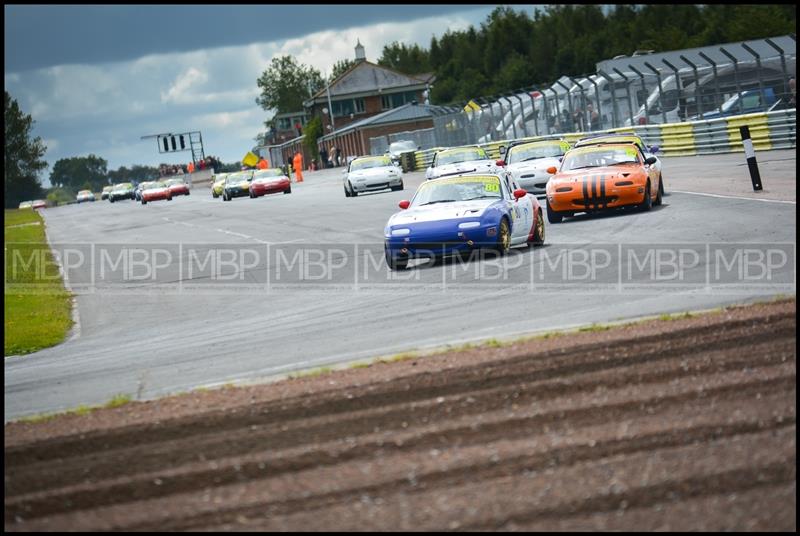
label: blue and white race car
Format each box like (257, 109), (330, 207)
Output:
(384, 172), (545, 270)
(425, 146), (499, 180)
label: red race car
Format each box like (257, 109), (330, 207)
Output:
(141, 181), (173, 204)
(165, 178), (190, 197)
(249, 168), (291, 198)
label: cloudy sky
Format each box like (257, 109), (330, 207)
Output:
(4, 4), (539, 182)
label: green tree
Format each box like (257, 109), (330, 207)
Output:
(418, 4), (796, 105)
(378, 42), (432, 74)
(4, 91), (47, 208)
(256, 55), (324, 114)
(49, 155), (108, 192)
(302, 116), (323, 164)
(330, 58), (358, 82)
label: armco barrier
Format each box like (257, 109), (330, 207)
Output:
(411, 109), (796, 167)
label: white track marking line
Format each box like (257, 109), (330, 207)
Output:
(163, 216), (305, 245)
(671, 190), (796, 205)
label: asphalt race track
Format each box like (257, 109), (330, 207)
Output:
(4, 151), (796, 421)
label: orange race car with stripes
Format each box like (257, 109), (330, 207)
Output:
(544, 143), (663, 223)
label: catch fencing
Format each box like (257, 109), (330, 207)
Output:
(412, 108), (797, 169)
(422, 38), (795, 148)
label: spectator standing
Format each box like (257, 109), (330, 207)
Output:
(187, 161), (195, 174)
(587, 102), (600, 131)
(257, 157), (269, 169)
(319, 147), (328, 169)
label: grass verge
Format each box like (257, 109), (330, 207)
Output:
(4, 209), (73, 356)
(17, 394), (133, 424)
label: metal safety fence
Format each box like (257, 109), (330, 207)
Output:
(412, 108), (796, 169)
(425, 41), (795, 147)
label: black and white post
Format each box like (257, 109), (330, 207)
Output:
(739, 125), (763, 191)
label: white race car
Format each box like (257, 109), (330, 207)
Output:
(343, 155), (404, 197)
(425, 146), (498, 180)
(76, 189), (96, 203)
(500, 139), (570, 196)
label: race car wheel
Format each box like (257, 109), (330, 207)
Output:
(640, 181), (652, 212)
(654, 178), (664, 206)
(391, 181), (404, 191)
(344, 184), (351, 198)
(350, 183), (358, 197)
(385, 249), (408, 271)
(186, 191), (190, 196)
(495, 218), (511, 256)
(223, 191), (230, 202)
(212, 192), (218, 198)
(546, 198), (563, 223)
(167, 195), (172, 201)
(141, 199), (147, 205)
(110, 197), (115, 203)
(284, 185), (291, 194)
(249, 189), (255, 198)
(529, 208), (545, 246)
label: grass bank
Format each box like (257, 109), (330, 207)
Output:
(4, 209), (73, 356)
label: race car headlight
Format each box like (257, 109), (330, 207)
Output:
(391, 228), (411, 236)
(458, 221), (481, 229)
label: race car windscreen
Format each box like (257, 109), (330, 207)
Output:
(507, 142), (566, 164)
(143, 182), (167, 190)
(166, 179), (185, 186)
(350, 157), (392, 171)
(226, 172), (250, 184)
(253, 169), (284, 178)
(412, 176), (502, 207)
(436, 148), (488, 166)
(562, 146), (641, 171)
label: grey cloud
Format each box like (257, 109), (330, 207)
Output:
(5, 5), (494, 73)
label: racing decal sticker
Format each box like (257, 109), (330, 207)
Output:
(600, 174), (606, 210)
(582, 176), (589, 209)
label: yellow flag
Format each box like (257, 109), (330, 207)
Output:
(463, 100), (481, 113)
(242, 151), (259, 167)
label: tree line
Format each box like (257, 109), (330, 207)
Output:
(5, 90), (244, 208)
(254, 4), (794, 146)
(395, 4), (797, 104)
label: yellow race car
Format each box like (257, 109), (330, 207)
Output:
(211, 173), (229, 198)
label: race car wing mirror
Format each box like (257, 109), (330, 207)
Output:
(498, 145), (507, 155)
(398, 200), (410, 210)
(546, 166), (558, 174)
(513, 188), (528, 200)
(495, 159), (506, 167)
(644, 156), (658, 166)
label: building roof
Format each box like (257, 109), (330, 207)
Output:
(319, 102), (443, 141)
(305, 61), (430, 106)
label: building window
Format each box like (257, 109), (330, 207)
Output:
(332, 98), (366, 117)
(354, 98), (365, 114)
(381, 90), (419, 110)
(278, 118), (292, 130)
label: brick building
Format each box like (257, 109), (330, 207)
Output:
(303, 40), (434, 134)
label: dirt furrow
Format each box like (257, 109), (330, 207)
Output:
(6, 373), (794, 525)
(6, 334), (793, 498)
(7, 311), (794, 465)
(4, 299), (796, 531)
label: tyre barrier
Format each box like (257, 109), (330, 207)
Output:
(412, 109), (796, 167)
